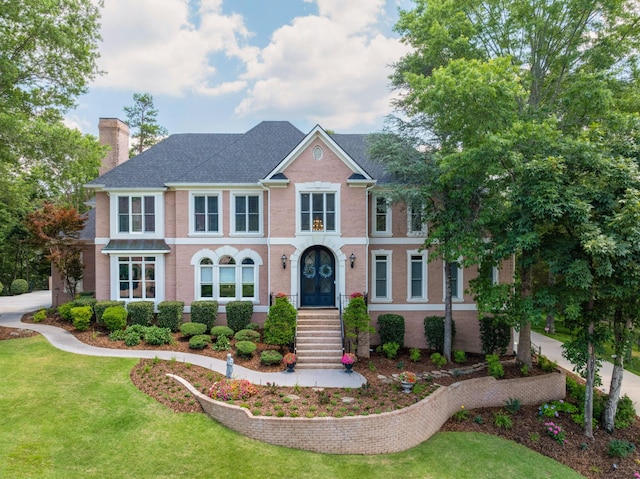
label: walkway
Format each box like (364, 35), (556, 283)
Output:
(0, 291), (365, 388)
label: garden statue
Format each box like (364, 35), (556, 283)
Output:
(226, 353), (234, 378)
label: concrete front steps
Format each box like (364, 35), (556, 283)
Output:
(295, 309), (344, 370)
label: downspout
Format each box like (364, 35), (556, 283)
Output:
(365, 184), (375, 295)
(261, 183), (271, 305)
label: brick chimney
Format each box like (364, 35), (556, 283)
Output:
(98, 118), (130, 176)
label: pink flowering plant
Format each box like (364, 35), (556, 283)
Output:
(282, 352), (297, 365)
(544, 421), (567, 444)
(209, 379), (258, 401)
(399, 371), (418, 383)
(341, 353), (357, 365)
(350, 292), (363, 299)
(275, 292), (287, 298)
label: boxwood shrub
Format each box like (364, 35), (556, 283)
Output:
(225, 301), (253, 332)
(102, 305), (128, 332)
(211, 325), (234, 339)
(234, 329), (261, 342)
(73, 297), (97, 310)
(377, 314), (405, 347)
(95, 300), (125, 324)
(157, 301), (184, 332)
(71, 306), (93, 332)
(260, 349), (283, 366)
(235, 340), (257, 358)
(180, 322), (208, 338)
(190, 300), (218, 333)
(189, 334), (211, 349)
(57, 302), (75, 322)
(10, 279), (28, 295)
(127, 301), (154, 326)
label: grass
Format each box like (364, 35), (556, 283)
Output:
(0, 336), (582, 479)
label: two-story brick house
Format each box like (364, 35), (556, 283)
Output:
(81, 118), (507, 354)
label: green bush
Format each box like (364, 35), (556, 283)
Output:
(189, 334), (211, 349)
(246, 322), (261, 331)
(493, 410), (513, 429)
(479, 316), (511, 355)
(608, 439), (635, 458)
(377, 314), (405, 347)
(180, 322), (208, 338)
(343, 294), (373, 353)
(102, 305), (128, 332)
(144, 327), (173, 346)
(454, 350), (467, 363)
(108, 329), (126, 341)
(127, 301), (154, 326)
(409, 348), (421, 362)
(615, 395), (636, 430)
(71, 305), (93, 332)
(10, 279), (28, 295)
(234, 329), (261, 342)
(73, 297), (97, 309)
(0, 281), (3, 294)
(57, 302), (74, 322)
(157, 301), (184, 332)
(94, 300), (125, 324)
(486, 354), (504, 379)
(213, 334), (231, 351)
(430, 352), (447, 368)
(264, 295), (297, 348)
(226, 301), (254, 332)
(124, 329), (142, 346)
(190, 300), (218, 333)
(423, 316), (456, 353)
(235, 340), (257, 358)
(382, 342), (400, 359)
(538, 354), (558, 372)
(33, 309), (47, 323)
(211, 325), (234, 338)
(260, 349), (283, 366)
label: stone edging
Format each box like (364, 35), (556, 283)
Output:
(169, 370), (566, 455)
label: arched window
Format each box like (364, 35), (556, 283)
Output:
(193, 250), (260, 302)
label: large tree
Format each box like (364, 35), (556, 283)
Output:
(124, 93), (168, 157)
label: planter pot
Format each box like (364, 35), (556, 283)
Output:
(344, 363), (354, 373)
(285, 363), (296, 373)
(401, 381), (414, 393)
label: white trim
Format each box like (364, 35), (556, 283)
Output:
(109, 254), (165, 305)
(109, 192), (164, 239)
(371, 194), (392, 236)
(188, 191), (223, 236)
(407, 250), (428, 302)
(371, 249), (392, 302)
(295, 182), (341, 235)
(369, 303), (478, 312)
(230, 191), (264, 236)
(407, 204), (427, 236)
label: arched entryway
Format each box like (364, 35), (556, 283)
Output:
(300, 246), (335, 307)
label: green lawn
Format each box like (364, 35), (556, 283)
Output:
(0, 336), (583, 479)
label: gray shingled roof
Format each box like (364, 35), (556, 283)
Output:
(88, 121), (387, 189)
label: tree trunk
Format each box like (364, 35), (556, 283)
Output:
(545, 272), (555, 333)
(516, 265), (533, 368)
(443, 261), (453, 362)
(357, 331), (370, 359)
(584, 318), (596, 438)
(603, 311), (632, 433)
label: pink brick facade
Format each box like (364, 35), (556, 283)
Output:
(85, 121), (508, 352)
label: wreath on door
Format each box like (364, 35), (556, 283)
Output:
(303, 264), (316, 279)
(319, 263), (333, 278)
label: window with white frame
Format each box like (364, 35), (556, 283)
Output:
(193, 194), (220, 233)
(443, 261), (463, 300)
(373, 195), (391, 235)
(300, 192), (336, 232)
(408, 252), (428, 300)
(199, 258), (214, 298)
(233, 194), (261, 233)
(195, 254), (257, 301)
(118, 196), (155, 233)
(118, 256), (156, 300)
(373, 252), (392, 300)
(408, 203), (427, 236)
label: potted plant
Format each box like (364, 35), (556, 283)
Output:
(341, 352), (357, 373)
(283, 352), (297, 373)
(398, 371), (418, 393)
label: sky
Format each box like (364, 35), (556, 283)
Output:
(67, 0), (414, 138)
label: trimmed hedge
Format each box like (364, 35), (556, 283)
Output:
(191, 300), (218, 333)
(180, 322), (208, 338)
(211, 325), (234, 339)
(264, 296), (297, 347)
(157, 301), (184, 332)
(73, 297), (97, 309)
(424, 315), (456, 353)
(377, 314), (405, 347)
(10, 279), (28, 295)
(103, 305), (128, 332)
(127, 301), (154, 326)
(226, 301), (253, 332)
(57, 302), (74, 322)
(189, 334), (211, 349)
(260, 349), (283, 366)
(95, 300), (125, 324)
(234, 329), (261, 342)
(71, 306), (93, 332)
(235, 340), (257, 358)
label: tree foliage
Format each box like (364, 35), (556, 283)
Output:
(124, 93), (168, 157)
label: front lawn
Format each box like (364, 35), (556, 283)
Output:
(0, 335), (581, 479)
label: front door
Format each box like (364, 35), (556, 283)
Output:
(300, 247), (335, 307)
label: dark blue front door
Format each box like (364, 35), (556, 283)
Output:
(300, 247), (335, 307)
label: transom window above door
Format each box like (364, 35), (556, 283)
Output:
(300, 192), (335, 232)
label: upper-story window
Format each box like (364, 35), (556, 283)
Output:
(300, 192), (335, 232)
(408, 203), (427, 236)
(193, 194), (220, 233)
(373, 195), (391, 235)
(118, 196), (155, 233)
(233, 194), (261, 234)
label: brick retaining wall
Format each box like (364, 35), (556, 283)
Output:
(170, 371), (565, 455)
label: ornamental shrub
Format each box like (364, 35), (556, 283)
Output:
(127, 301), (154, 326)
(226, 301), (253, 332)
(213, 334), (231, 351)
(615, 395), (636, 430)
(424, 315), (456, 353)
(235, 340), (257, 358)
(430, 352), (447, 368)
(486, 354), (504, 379)
(57, 302), (75, 322)
(73, 297), (97, 310)
(409, 348), (421, 362)
(211, 325), (234, 339)
(260, 349), (283, 366)
(0, 281), (3, 295)
(94, 300), (125, 324)
(189, 334), (211, 349)
(209, 378), (258, 401)
(343, 294), (373, 353)
(382, 342), (400, 359)
(264, 296), (297, 348)
(10, 279), (28, 295)
(180, 322), (208, 338)
(191, 300), (218, 333)
(102, 305), (128, 332)
(71, 306), (93, 332)
(124, 329), (142, 346)
(246, 322), (260, 331)
(144, 326), (173, 345)
(108, 329), (126, 341)
(377, 314), (405, 347)
(479, 316), (511, 355)
(234, 329), (261, 342)
(454, 350), (467, 363)
(608, 439), (635, 458)
(157, 301), (184, 332)
(33, 309), (47, 323)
